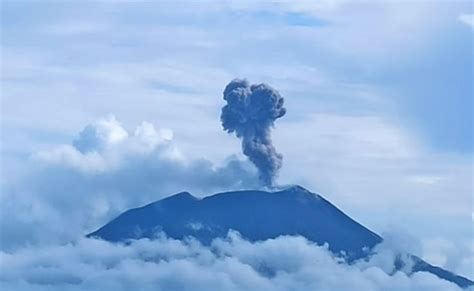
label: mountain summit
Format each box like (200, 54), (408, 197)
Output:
(88, 186), (473, 289)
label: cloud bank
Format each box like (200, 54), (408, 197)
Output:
(0, 232), (465, 291)
(0, 115), (259, 250)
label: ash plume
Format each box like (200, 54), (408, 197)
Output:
(221, 79), (286, 187)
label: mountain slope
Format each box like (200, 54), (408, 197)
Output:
(88, 186), (381, 260)
(87, 186), (473, 288)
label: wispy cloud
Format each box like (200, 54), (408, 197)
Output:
(458, 14), (474, 28)
(43, 21), (110, 35)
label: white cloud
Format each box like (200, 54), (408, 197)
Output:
(34, 115), (180, 174)
(422, 238), (474, 279)
(33, 145), (108, 174)
(0, 233), (464, 291)
(72, 115), (129, 153)
(459, 14), (474, 28)
(1, 116), (259, 250)
(410, 175), (444, 186)
(44, 21), (111, 35)
(275, 113), (472, 218)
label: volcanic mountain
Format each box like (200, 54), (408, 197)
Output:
(88, 186), (473, 289)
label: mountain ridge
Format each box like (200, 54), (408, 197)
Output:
(87, 185), (473, 289)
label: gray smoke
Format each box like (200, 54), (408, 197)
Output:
(221, 79), (286, 187)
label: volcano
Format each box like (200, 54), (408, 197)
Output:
(88, 186), (473, 289)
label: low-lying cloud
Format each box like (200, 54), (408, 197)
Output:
(0, 232), (464, 291)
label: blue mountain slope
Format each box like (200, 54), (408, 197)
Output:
(87, 186), (473, 289)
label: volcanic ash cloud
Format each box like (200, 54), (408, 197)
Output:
(221, 79), (286, 187)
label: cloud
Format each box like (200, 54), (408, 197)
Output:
(275, 113), (472, 217)
(44, 20), (111, 35)
(33, 115), (180, 174)
(422, 238), (474, 279)
(0, 232), (464, 291)
(72, 115), (129, 153)
(0, 116), (259, 250)
(458, 14), (474, 28)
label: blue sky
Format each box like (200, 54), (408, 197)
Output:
(0, 0), (473, 285)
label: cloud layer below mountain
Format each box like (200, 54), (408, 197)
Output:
(0, 232), (465, 291)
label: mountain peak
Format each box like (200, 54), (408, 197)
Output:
(88, 186), (380, 259)
(283, 185), (309, 192)
(166, 191), (197, 201)
(277, 185), (318, 196)
(87, 187), (473, 288)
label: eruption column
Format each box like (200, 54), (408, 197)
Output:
(221, 79), (286, 187)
